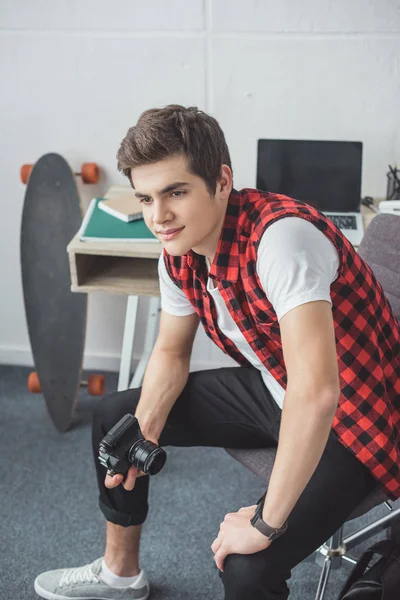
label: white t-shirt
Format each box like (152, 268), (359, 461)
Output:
(158, 217), (340, 409)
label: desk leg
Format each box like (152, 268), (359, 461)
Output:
(129, 296), (161, 389)
(117, 295), (139, 391)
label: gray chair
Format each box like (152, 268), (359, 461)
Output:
(224, 214), (400, 599)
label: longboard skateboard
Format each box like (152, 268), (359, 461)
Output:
(20, 153), (105, 432)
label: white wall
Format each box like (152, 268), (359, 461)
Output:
(1, 0), (399, 373)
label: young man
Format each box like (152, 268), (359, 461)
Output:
(34, 105), (400, 600)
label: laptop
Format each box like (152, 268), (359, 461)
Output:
(256, 139), (364, 246)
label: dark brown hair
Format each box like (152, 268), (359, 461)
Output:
(116, 104), (232, 195)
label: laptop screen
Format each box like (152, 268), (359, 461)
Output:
(256, 140), (363, 212)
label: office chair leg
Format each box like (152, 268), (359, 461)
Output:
(343, 505), (400, 550)
(314, 504), (400, 599)
(387, 505), (400, 542)
(315, 556), (332, 600)
(315, 528), (345, 569)
(314, 528), (345, 600)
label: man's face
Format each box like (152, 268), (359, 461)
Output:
(130, 154), (231, 257)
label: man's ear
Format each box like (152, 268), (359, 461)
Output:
(219, 164), (233, 197)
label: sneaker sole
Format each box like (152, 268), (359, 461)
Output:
(34, 576), (150, 600)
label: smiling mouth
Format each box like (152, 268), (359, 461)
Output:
(157, 227), (184, 234)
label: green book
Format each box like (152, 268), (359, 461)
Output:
(79, 198), (159, 242)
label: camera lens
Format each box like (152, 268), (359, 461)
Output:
(128, 440), (166, 475)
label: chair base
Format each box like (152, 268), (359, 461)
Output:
(313, 503), (400, 600)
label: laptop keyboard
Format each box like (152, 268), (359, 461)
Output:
(325, 214), (357, 230)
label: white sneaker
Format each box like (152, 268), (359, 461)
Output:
(34, 557), (150, 600)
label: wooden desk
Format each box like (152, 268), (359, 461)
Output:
(67, 235), (162, 296)
(67, 199), (381, 389)
(67, 202), (378, 294)
(67, 235), (162, 391)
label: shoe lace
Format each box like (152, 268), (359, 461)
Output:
(59, 558), (102, 588)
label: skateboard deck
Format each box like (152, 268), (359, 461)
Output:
(20, 153), (88, 432)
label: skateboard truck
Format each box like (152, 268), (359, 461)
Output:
(27, 371), (106, 396)
(21, 162), (100, 185)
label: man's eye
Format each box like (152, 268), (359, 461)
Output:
(140, 197), (152, 205)
(172, 191), (185, 197)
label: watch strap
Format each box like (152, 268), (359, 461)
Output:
(250, 496), (288, 541)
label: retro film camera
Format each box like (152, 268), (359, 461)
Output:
(98, 414), (167, 478)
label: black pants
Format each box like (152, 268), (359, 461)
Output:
(92, 366), (378, 599)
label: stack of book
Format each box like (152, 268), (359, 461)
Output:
(79, 192), (158, 243)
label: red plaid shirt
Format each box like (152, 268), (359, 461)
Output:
(163, 188), (400, 499)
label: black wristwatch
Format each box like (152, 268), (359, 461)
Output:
(250, 495), (288, 542)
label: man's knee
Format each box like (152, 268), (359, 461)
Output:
(222, 552), (290, 600)
(92, 387), (141, 441)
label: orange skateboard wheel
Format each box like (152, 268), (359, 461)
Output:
(87, 374), (105, 396)
(21, 164), (34, 185)
(81, 163), (100, 184)
(28, 371), (42, 393)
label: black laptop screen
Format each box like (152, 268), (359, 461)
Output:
(256, 139), (363, 212)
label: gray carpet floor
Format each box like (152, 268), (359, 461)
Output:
(0, 364), (396, 600)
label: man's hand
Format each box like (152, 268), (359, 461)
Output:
(211, 505), (271, 572)
(104, 465), (147, 491)
(104, 431), (159, 491)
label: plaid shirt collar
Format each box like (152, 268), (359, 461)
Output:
(186, 188), (248, 283)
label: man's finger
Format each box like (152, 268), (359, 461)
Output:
(238, 505), (257, 513)
(214, 546), (228, 572)
(122, 466), (139, 491)
(104, 472), (123, 489)
(211, 534), (222, 554)
(104, 466), (148, 490)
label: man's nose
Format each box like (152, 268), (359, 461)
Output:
(152, 200), (170, 224)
